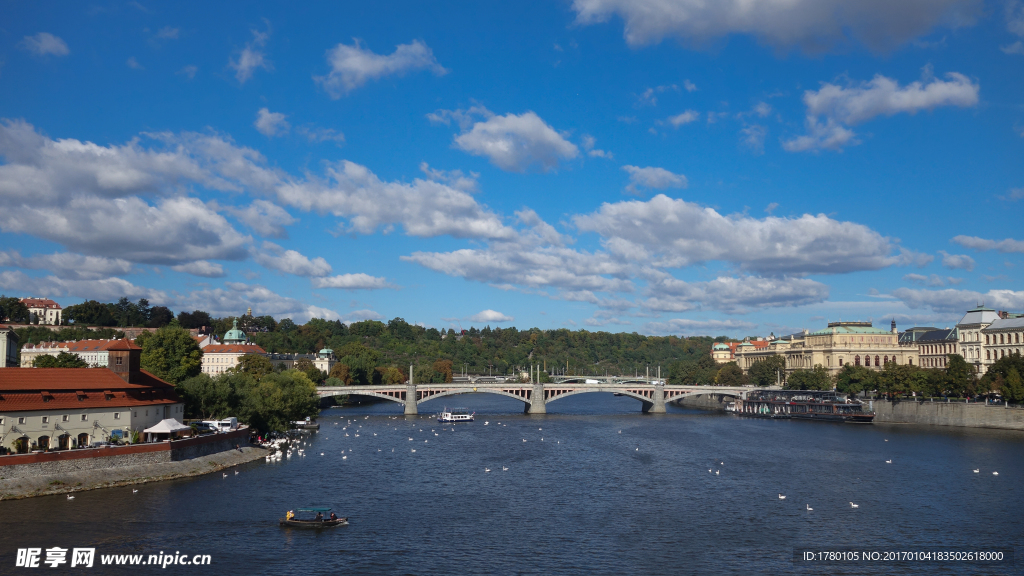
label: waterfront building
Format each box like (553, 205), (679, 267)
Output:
(20, 297), (62, 325)
(200, 319), (266, 376)
(735, 321), (917, 376)
(0, 339), (183, 453)
(980, 316), (1024, 371)
(0, 325), (17, 368)
(20, 339), (126, 368)
(711, 339), (768, 364)
(914, 328), (959, 370)
(265, 348), (336, 374)
(956, 305), (1001, 375)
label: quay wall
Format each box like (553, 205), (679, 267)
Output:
(0, 427), (251, 479)
(674, 394), (1024, 431)
(871, 400), (1024, 430)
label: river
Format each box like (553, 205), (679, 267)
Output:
(3, 393), (1022, 575)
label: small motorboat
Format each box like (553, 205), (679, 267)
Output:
(279, 507), (348, 528)
(437, 407), (474, 423)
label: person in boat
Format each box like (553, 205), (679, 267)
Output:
(315, 512), (324, 522)
(330, 512), (337, 521)
(286, 510), (294, 520)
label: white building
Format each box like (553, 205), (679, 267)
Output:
(20, 297), (62, 325)
(0, 339), (183, 453)
(20, 339), (126, 368)
(0, 325), (17, 368)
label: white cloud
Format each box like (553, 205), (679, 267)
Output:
(903, 273), (962, 287)
(254, 108), (290, 137)
(254, 242), (332, 277)
(891, 287), (1024, 314)
(0, 250), (134, 280)
(952, 235), (1024, 253)
(740, 124), (767, 154)
(636, 84), (679, 106)
(667, 110), (699, 127)
(683, 79), (697, 92)
(452, 111), (579, 172)
(0, 270), (164, 302)
(126, 57), (144, 70)
(752, 102), (772, 117)
(642, 273), (830, 314)
(1002, 40), (1024, 54)
(176, 281), (342, 322)
(311, 273), (392, 290)
(642, 317), (758, 336)
(155, 26), (179, 40)
(20, 33), (69, 56)
(622, 165), (687, 194)
(938, 250), (975, 271)
(170, 260), (226, 278)
(580, 134), (612, 158)
(419, 162), (479, 193)
(571, 0), (981, 52)
(227, 200), (296, 238)
(230, 26), (271, 84)
(296, 125), (344, 144)
(468, 309), (514, 323)
(784, 70), (979, 152)
(315, 39), (447, 98)
(574, 194), (905, 275)
(177, 65), (198, 79)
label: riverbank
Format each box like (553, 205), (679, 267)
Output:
(673, 394), (1024, 431)
(0, 445), (267, 500)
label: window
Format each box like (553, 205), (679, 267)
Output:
(81, 414), (87, 421)
(42, 416), (49, 424)
(62, 414), (69, 422)
(116, 356), (122, 365)
(987, 350), (991, 360)
(18, 417), (26, 425)
(986, 334), (990, 345)
(875, 356), (880, 367)
(1000, 334), (1005, 344)
(114, 412), (120, 420)
(133, 412), (137, 418)
(855, 355), (861, 366)
(0, 418), (3, 425)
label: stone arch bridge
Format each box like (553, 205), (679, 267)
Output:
(317, 379), (753, 415)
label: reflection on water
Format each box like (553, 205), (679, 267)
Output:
(3, 393), (1022, 575)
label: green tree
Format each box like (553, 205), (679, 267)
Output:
(294, 357), (326, 384)
(835, 364), (876, 397)
(63, 300), (115, 326)
(177, 373), (236, 419)
(237, 370), (320, 432)
(980, 352), (1024, 397)
(147, 306), (174, 328)
(329, 363), (352, 385)
(375, 366), (407, 385)
(136, 323), (203, 384)
(785, 365), (833, 390)
(668, 355), (720, 385)
(748, 356), (787, 387)
(714, 362), (747, 386)
(945, 354), (976, 397)
(176, 310), (212, 329)
(34, 352), (89, 368)
(233, 353), (274, 381)
(1002, 367), (1024, 404)
(0, 296), (30, 323)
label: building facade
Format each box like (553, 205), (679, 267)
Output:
(20, 297), (62, 325)
(20, 339), (126, 368)
(0, 339), (183, 453)
(0, 325), (17, 368)
(735, 321), (917, 377)
(201, 343), (268, 376)
(980, 317), (1024, 372)
(915, 328), (959, 370)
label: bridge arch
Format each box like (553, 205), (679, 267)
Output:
(323, 391), (406, 405)
(415, 388), (532, 406)
(543, 388), (653, 407)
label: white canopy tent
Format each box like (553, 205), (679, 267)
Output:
(143, 418), (192, 442)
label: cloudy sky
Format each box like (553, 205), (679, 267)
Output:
(1, 1), (1022, 336)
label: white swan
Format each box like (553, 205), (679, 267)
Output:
(503, 466), (508, 471)
(850, 502), (859, 508)
(342, 456), (347, 460)
(993, 471), (999, 475)
(222, 473), (228, 478)
(806, 504), (812, 511)
(973, 469), (979, 473)
(411, 449), (416, 453)
(885, 459), (892, 464)
(67, 495), (75, 500)
(485, 468), (491, 472)
(778, 494), (786, 499)
(133, 489), (138, 494)
(715, 470), (720, 475)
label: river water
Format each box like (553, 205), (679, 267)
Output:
(3, 393), (1022, 575)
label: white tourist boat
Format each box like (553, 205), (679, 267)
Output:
(437, 407), (475, 423)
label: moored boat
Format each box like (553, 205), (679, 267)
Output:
(731, 390), (874, 423)
(291, 417), (320, 430)
(279, 507), (347, 528)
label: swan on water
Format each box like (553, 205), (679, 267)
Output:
(133, 489), (138, 494)
(993, 471), (999, 475)
(778, 494), (786, 499)
(67, 495), (75, 500)
(806, 504), (812, 511)
(485, 468), (491, 472)
(973, 469), (979, 473)
(885, 460), (892, 464)
(850, 502), (859, 508)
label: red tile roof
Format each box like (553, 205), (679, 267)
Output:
(0, 367), (179, 411)
(23, 339), (123, 352)
(203, 344), (266, 354)
(20, 298), (61, 309)
(0, 367), (174, 391)
(106, 338), (142, 351)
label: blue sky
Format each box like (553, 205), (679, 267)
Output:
(1, 0), (1022, 337)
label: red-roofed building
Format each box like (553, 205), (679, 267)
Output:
(0, 339), (183, 454)
(20, 339), (129, 368)
(20, 297), (62, 325)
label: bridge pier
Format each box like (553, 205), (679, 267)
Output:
(644, 382), (666, 414)
(404, 384), (418, 415)
(525, 383), (546, 414)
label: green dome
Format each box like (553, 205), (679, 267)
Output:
(223, 318), (247, 344)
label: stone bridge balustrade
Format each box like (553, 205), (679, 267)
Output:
(316, 381), (754, 414)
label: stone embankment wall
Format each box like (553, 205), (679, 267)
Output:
(0, 427), (251, 479)
(871, 400), (1024, 430)
(674, 394), (1024, 431)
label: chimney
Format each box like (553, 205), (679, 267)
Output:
(106, 338), (142, 383)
